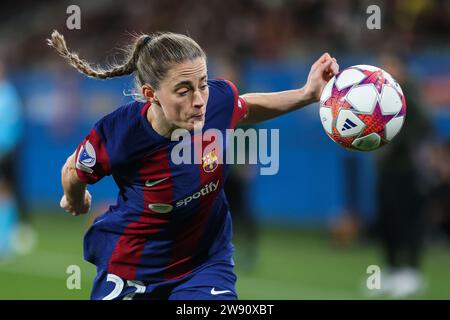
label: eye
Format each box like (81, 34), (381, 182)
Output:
(200, 84), (208, 91)
(178, 89), (190, 96)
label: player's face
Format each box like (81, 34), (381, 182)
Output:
(155, 57), (209, 131)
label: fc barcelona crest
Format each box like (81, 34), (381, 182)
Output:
(202, 149), (219, 173)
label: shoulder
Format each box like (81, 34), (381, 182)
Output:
(207, 79), (237, 101)
(89, 100), (149, 166)
(95, 101), (145, 130)
(206, 79), (239, 116)
(93, 100), (146, 139)
(75, 100), (155, 182)
(206, 79), (248, 128)
(91, 100), (171, 167)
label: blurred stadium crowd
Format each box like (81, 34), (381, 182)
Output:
(0, 0), (449, 299)
(0, 0), (449, 67)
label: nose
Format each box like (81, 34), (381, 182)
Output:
(193, 90), (205, 109)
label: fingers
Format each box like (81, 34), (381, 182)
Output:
(317, 52), (331, 65)
(312, 52), (338, 74)
(60, 195), (73, 214)
(311, 55), (339, 83)
(312, 52), (330, 68)
(60, 196), (67, 209)
(320, 52), (332, 62)
(60, 192), (91, 216)
(318, 59), (333, 73)
(330, 58), (339, 75)
(85, 190), (92, 201)
(317, 56), (339, 77)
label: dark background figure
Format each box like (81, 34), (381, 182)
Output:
(225, 163), (259, 271)
(425, 140), (450, 244)
(0, 59), (23, 257)
(0, 59), (35, 258)
(374, 53), (434, 297)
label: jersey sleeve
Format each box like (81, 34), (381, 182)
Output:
(224, 80), (249, 127)
(74, 124), (112, 184)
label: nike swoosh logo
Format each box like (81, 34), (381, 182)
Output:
(145, 177), (169, 187)
(210, 288), (232, 295)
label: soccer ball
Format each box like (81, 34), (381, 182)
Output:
(319, 64), (406, 151)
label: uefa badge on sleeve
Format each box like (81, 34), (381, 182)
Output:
(76, 140), (96, 174)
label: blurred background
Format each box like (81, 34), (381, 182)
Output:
(0, 0), (449, 299)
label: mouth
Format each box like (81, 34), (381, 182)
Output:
(190, 113), (205, 121)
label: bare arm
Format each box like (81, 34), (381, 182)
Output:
(60, 151), (91, 216)
(240, 53), (339, 125)
(240, 88), (316, 124)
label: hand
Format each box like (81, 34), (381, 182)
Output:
(304, 53), (339, 102)
(60, 190), (91, 216)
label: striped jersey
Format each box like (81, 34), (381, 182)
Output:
(74, 79), (248, 282)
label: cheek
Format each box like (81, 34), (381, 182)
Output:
(162, 100), (187, 120)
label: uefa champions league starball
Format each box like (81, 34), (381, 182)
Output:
(319, 64), (406, 151)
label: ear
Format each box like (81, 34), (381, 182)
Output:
(142, 84), (157, 103)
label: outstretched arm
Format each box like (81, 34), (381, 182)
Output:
(60, 151), (91, 216)
(240, 53), (339, 124)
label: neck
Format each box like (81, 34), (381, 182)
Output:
(146, 102), (177, 138)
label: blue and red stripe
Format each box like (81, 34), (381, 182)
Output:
(108, 147), (174, 280)
(163, 134), (224, 280)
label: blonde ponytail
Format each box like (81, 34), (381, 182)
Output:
(47, 30), (148, 79)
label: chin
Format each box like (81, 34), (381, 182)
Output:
(184, 118), (204, 131)
(192, 120), (205, 131)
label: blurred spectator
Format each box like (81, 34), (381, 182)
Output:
(225, 164), (260, 271)
(374, 53), (433, 297)
(330, 154), (362, 247)
(0, 60), (23, 257)
(0, 60), (36, 258)
(424, 140), (450, 244)
(0, 0), (449, 71)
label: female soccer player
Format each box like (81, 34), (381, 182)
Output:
(49, 30), (338, 300)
